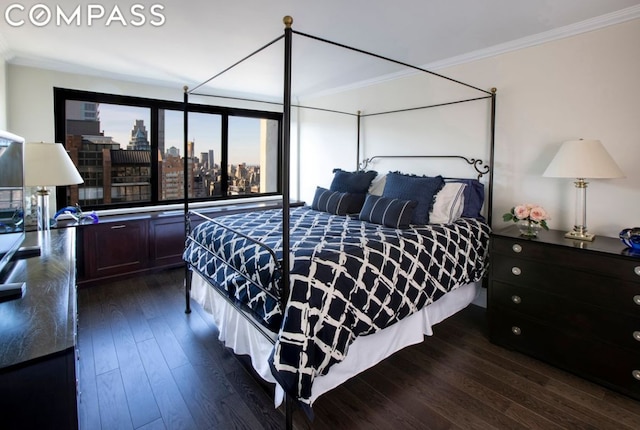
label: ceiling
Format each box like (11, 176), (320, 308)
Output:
(2, 0), (640, 99)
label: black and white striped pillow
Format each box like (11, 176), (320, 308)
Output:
(358, 194), (418, 229)
(311, 187), (365, 215)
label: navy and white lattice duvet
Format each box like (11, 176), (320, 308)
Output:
(183, 206), (490, 407)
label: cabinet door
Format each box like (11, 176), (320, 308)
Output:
(150, 216), (186, 268)
(83, 219), (149, 279)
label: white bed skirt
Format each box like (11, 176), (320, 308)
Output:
(190, 271), (480, 407)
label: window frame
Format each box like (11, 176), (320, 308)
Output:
(54, 87), (283, 211)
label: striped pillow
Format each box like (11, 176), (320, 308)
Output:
(359, 194), (418, 229)
(311, 187), (365, 215)
(429, 182), (466, 224)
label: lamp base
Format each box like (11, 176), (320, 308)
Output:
(564, 230), (595, 241)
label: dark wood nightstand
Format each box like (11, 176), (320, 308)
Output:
(488, 226), (640, 401)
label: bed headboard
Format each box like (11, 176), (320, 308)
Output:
(360, 154), (490, 180)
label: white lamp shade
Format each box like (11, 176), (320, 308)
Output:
(25, 142), (84, 187)
(543, 139), (625, 179)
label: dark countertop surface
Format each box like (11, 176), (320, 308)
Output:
(0, 228), (76, 369)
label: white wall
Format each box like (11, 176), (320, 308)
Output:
(0, 59), (6, 130)
(298, 18), (640, 239)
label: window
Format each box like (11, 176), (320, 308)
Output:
(54, 88), (282, 211)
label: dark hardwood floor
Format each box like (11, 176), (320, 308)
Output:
(77, 269), (640, 429)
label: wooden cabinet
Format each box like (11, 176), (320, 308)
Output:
(81, 216), (149, 281)
(77, 214), (175, 286)
(0, 229), (78, 429)
(76, 200), (304, 286)
(488, 227), (640, 401)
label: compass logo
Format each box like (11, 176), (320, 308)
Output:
(4, 3), (166, 27)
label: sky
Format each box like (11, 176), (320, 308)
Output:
(98, 103), (261, 165)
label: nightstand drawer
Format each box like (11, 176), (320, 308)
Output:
(491, 281), (640, 350)
(489, 312), (640, 400)
(491, 255), (640, 313)
(492, 237), (640, 283)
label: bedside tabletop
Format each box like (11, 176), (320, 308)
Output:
(492, 225), (640, 259)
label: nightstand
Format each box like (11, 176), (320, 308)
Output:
(488, 226), (640, 401)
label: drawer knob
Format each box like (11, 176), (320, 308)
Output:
(634, 295), (640, 306)
(635, 266), (640, 276)
(633, 370), (640, 381)
(634, 331), (640, 342)
(511, 326), (522, 336)
(511, 295), (522, 304)
(511, 267), (522, 276)
(512, 244), (522, 253)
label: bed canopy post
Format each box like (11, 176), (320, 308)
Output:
(356, 110), (361, 171)
(487, 87), (497, 228)
(183, 86), (192, 314)
(282, 15), (294, 429)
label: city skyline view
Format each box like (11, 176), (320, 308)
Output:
(99, 103), (262, 165)
(62, 95), (279, 208)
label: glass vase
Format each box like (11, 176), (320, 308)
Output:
(517, 220), (541, 238)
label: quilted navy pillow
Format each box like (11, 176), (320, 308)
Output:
(446, 178), (485, 221)
(382, 172), (444, 225)
(359, 194), (418, 229)
(311, 187), (365, 215)
(329, 169), (378, 194)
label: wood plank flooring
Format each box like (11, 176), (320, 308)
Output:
(77, 269), (640, 429)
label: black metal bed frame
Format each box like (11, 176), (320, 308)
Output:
(182, 16), (496, 429)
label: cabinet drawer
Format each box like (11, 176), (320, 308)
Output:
(491, 254), (640, 313)
(490, 281), (640, 351)
(492, 237), (640, 283)
(489, 311), (640, 400)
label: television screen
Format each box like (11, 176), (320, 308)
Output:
(0, 130), (25, 288)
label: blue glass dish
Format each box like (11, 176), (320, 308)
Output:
(619, 227), (640, 251)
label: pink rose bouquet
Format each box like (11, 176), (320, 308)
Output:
(503, 203), (550, 230)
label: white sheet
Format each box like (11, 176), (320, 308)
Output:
(190, 271), (480, 407)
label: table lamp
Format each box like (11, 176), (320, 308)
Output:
(25, 142), (84, 231)
(543, 139), (624, 241)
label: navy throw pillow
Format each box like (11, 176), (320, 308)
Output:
(382, 172), (444, 225)
(446, 178), (485, 221)
(329, 169), (378, 194)
(311, 187), (365, 215)
(359, 194), (418, 229)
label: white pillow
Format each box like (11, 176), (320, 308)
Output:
(429, 182), (466, 224)
(368, 174), (386, 196)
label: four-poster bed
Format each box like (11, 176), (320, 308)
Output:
(182, 16), (496, 427)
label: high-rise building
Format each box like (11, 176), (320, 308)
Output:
(127, 120), (150, 150)
(66, 100), (101, 136)
(157, 109), (166, 155)
(200, 152), (209, 169)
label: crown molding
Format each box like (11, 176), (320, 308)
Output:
(304, 5), (640, 100)
(424, 4), (640, 71)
